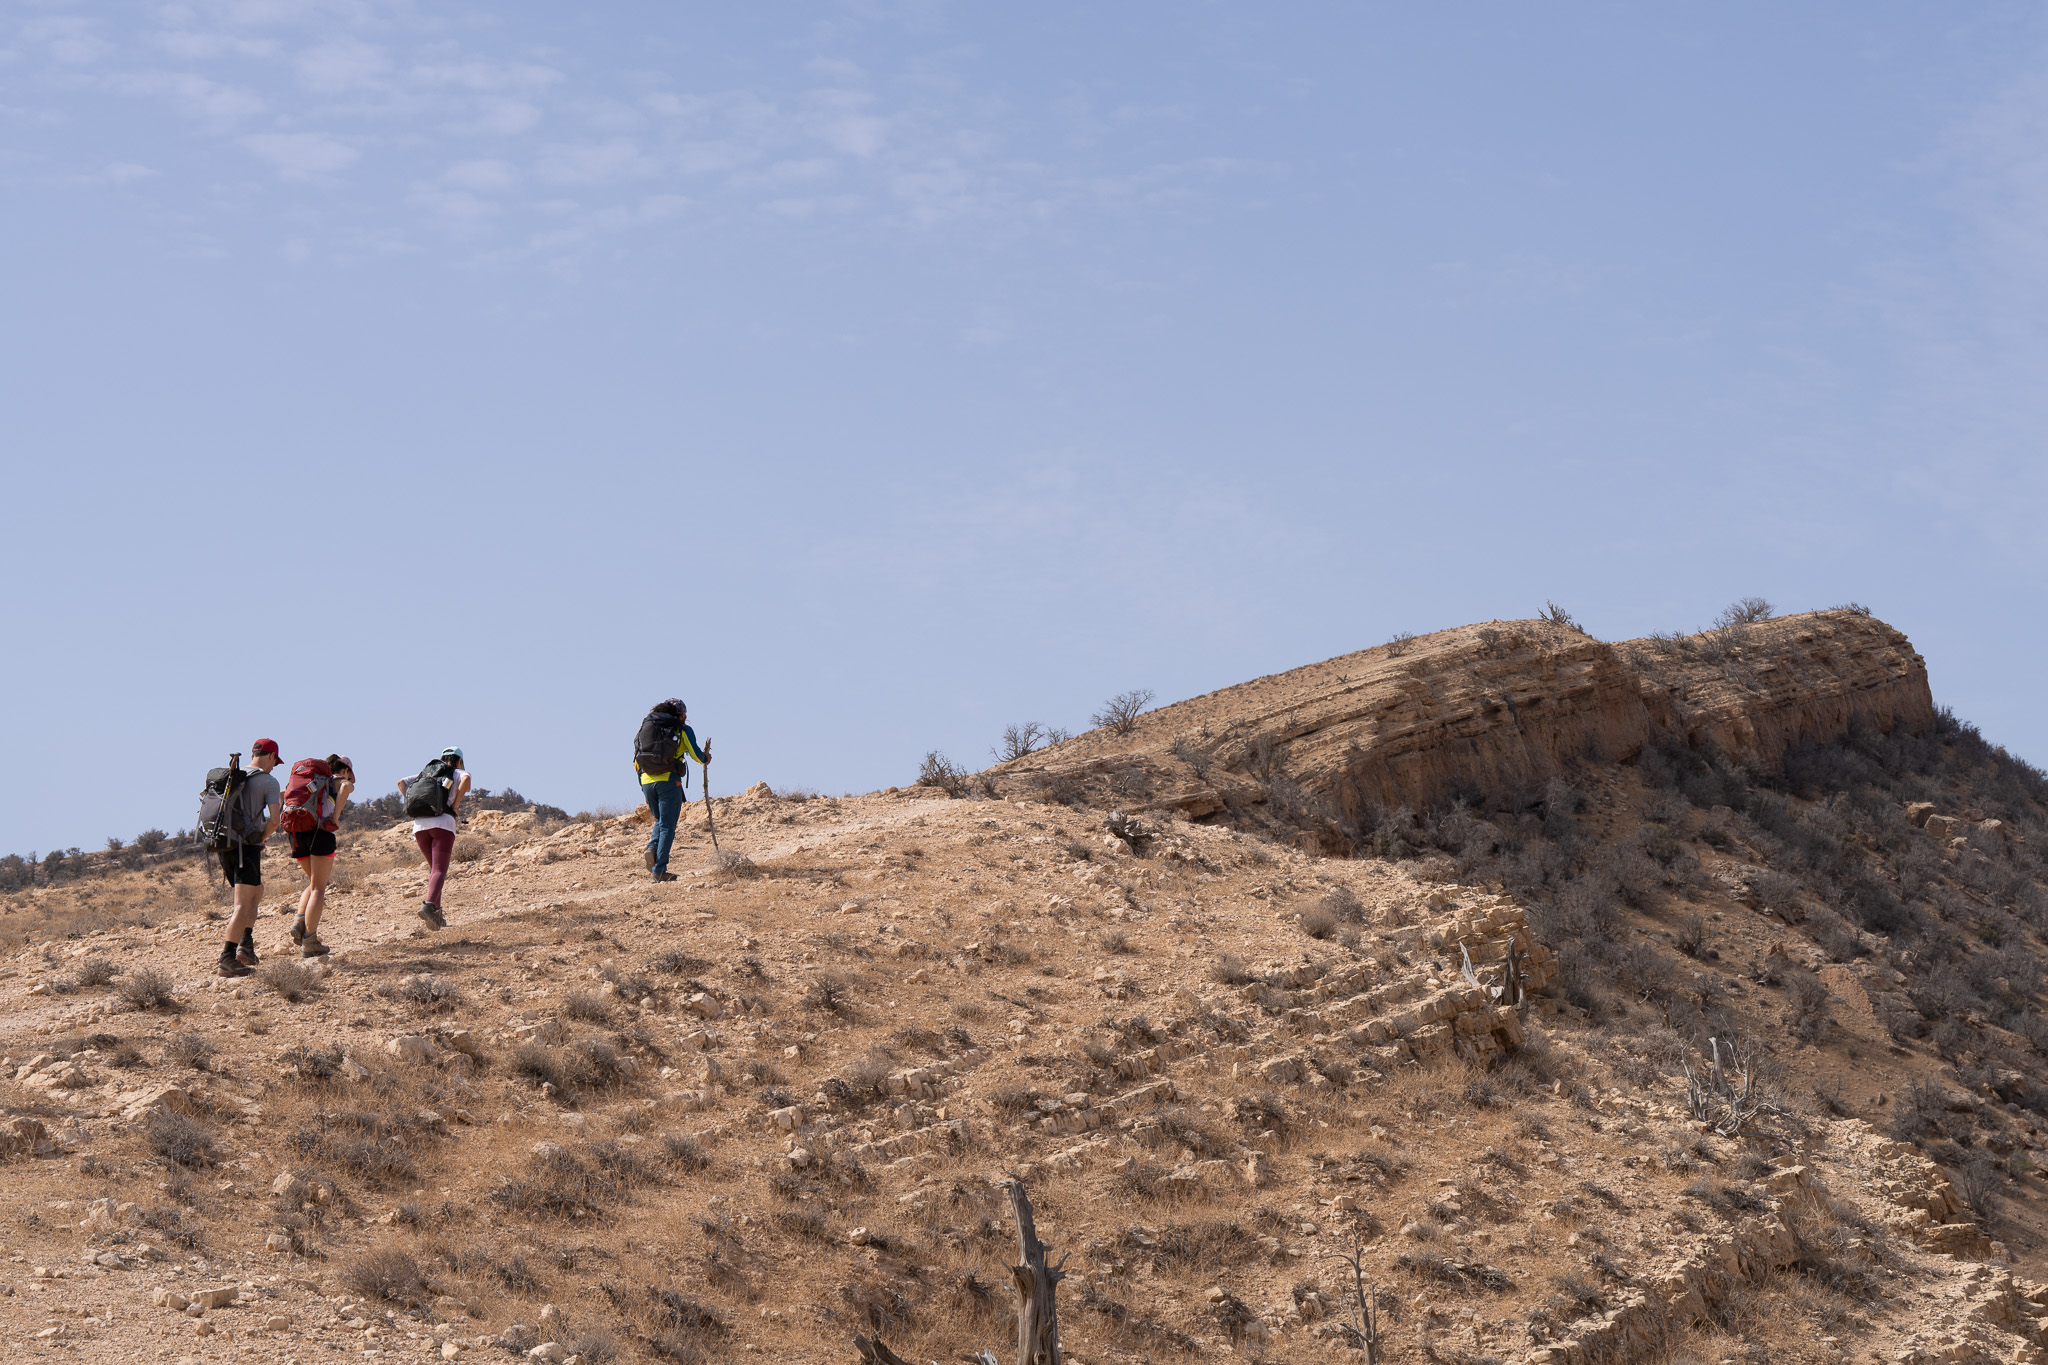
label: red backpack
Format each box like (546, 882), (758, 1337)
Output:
(280, 758), (334, 833)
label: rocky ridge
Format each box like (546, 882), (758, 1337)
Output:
(1, 607), (2044, 1365)
(996, 608), (1933, 839)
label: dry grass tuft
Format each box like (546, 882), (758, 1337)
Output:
(260, 960), (323, 1003)
(345, 1247), (427, 1306)
(119, 966), (177, 1010)
(147, 1109), (217, 1168)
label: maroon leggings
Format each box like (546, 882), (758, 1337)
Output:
(415, 828), (455, 905)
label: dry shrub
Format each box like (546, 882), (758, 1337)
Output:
(1298, 904), (1338, 940)
(346, 1248), (427, 1305)
(493, 1254), (545, 1294)
(1134, 1220), (1263, 1273)
(1211, 954), (1253, 986)
(511, 1040), (633, 1102)
(716, 851), (761, 880)
(803, 975), (850, 1014)
(490, 1146), (630, 1219)
(166, 1034), (216, 1072)
(147, 1110), (217, 1168)
(661, 1135), (710, 1171)
(1787, 970), (1832, 1043)
(120, 967), (176, 1010)
(74, 955), (118, 987)
(260, 961), (323, 1004)
(393, 975), (462, 1013)
(291, 1108), (425, 1186)
(564, 992), (614, 1025)
(452, 836), (488, 864)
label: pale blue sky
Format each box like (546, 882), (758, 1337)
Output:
(5, 4), (2048, 853)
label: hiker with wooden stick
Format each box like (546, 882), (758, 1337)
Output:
(632, 698), (711, 883)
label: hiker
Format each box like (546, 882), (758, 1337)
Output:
(634, 699), (711, 882)
(284, 754), (354, 957)
(398, 747), (470, 930)
(218, 738), (285, 977)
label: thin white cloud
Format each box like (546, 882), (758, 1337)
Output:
(106, 70), (265, 126)
(442, 158), (516, 192)
(155, 30), (278, 61)
(412, 60), (561, 94)
(16, 5), (1279, 268)
(24, 16), (110, 66)
(452, 99), (542, 137)
(242, 130), (357, 178)
(297, 37), (387, 93)
(533, 138), (655, 186)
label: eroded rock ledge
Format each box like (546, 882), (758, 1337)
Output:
(999, 609), (1933, 831)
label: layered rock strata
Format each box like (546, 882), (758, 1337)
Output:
(999, 609), (1933, 826)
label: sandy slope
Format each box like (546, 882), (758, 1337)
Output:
(0, 785), (2041, 1364)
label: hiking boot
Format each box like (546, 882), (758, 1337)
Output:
(418, 902), (447, 931)
(289, 917), (307, 946)
(653, 871), (678, 883)
(237, 941), (260, 968)
(300, 935), (331, 958)
(217, 953), (252, 979)
(643, 846), (657, 871)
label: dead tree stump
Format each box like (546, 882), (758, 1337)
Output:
(1006, 1180), (1066, 1365)
(850, 1179), (1065, 1365)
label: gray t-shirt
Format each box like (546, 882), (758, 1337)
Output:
(240, 771), (282, 839)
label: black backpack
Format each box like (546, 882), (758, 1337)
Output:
(633, 709), (686, 783)
(197, 756), (253, 852)
(404, 758), (458, 819)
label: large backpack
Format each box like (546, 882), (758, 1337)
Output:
(280, 758), (334, 833)
(633, 709), (686, 781)
(197, 757), (252, 852)
(403, 758), (457, 819)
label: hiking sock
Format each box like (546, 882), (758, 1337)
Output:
(222, 940), (239, 957)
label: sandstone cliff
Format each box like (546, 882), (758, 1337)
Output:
(997, 609), (1933, 832)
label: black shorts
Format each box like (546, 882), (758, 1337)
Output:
(219, 842), (263, 887)
(290, 829), (339, 860)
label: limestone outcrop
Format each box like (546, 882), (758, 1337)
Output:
(997, 608), (1932, 830)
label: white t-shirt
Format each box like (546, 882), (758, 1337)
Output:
(401, 768), (469, 834)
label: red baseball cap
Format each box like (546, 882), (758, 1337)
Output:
(251, 738), (281, 759)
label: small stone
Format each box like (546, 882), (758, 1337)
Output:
(786, 1148), (813, 1169)
(848, 1227), (872, 1246)
(191, 1318), (213, 1335)
(265, 1232), (293, 1252)
(266, 1315), (292, 1331)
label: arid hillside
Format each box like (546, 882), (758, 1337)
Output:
(4, 607), (2048, 1365)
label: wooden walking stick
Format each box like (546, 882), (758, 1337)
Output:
(700, 749), (720, 854)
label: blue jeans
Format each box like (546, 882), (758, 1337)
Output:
(642, 778), (684, 873)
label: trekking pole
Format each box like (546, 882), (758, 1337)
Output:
(700, 752), (721, 854)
